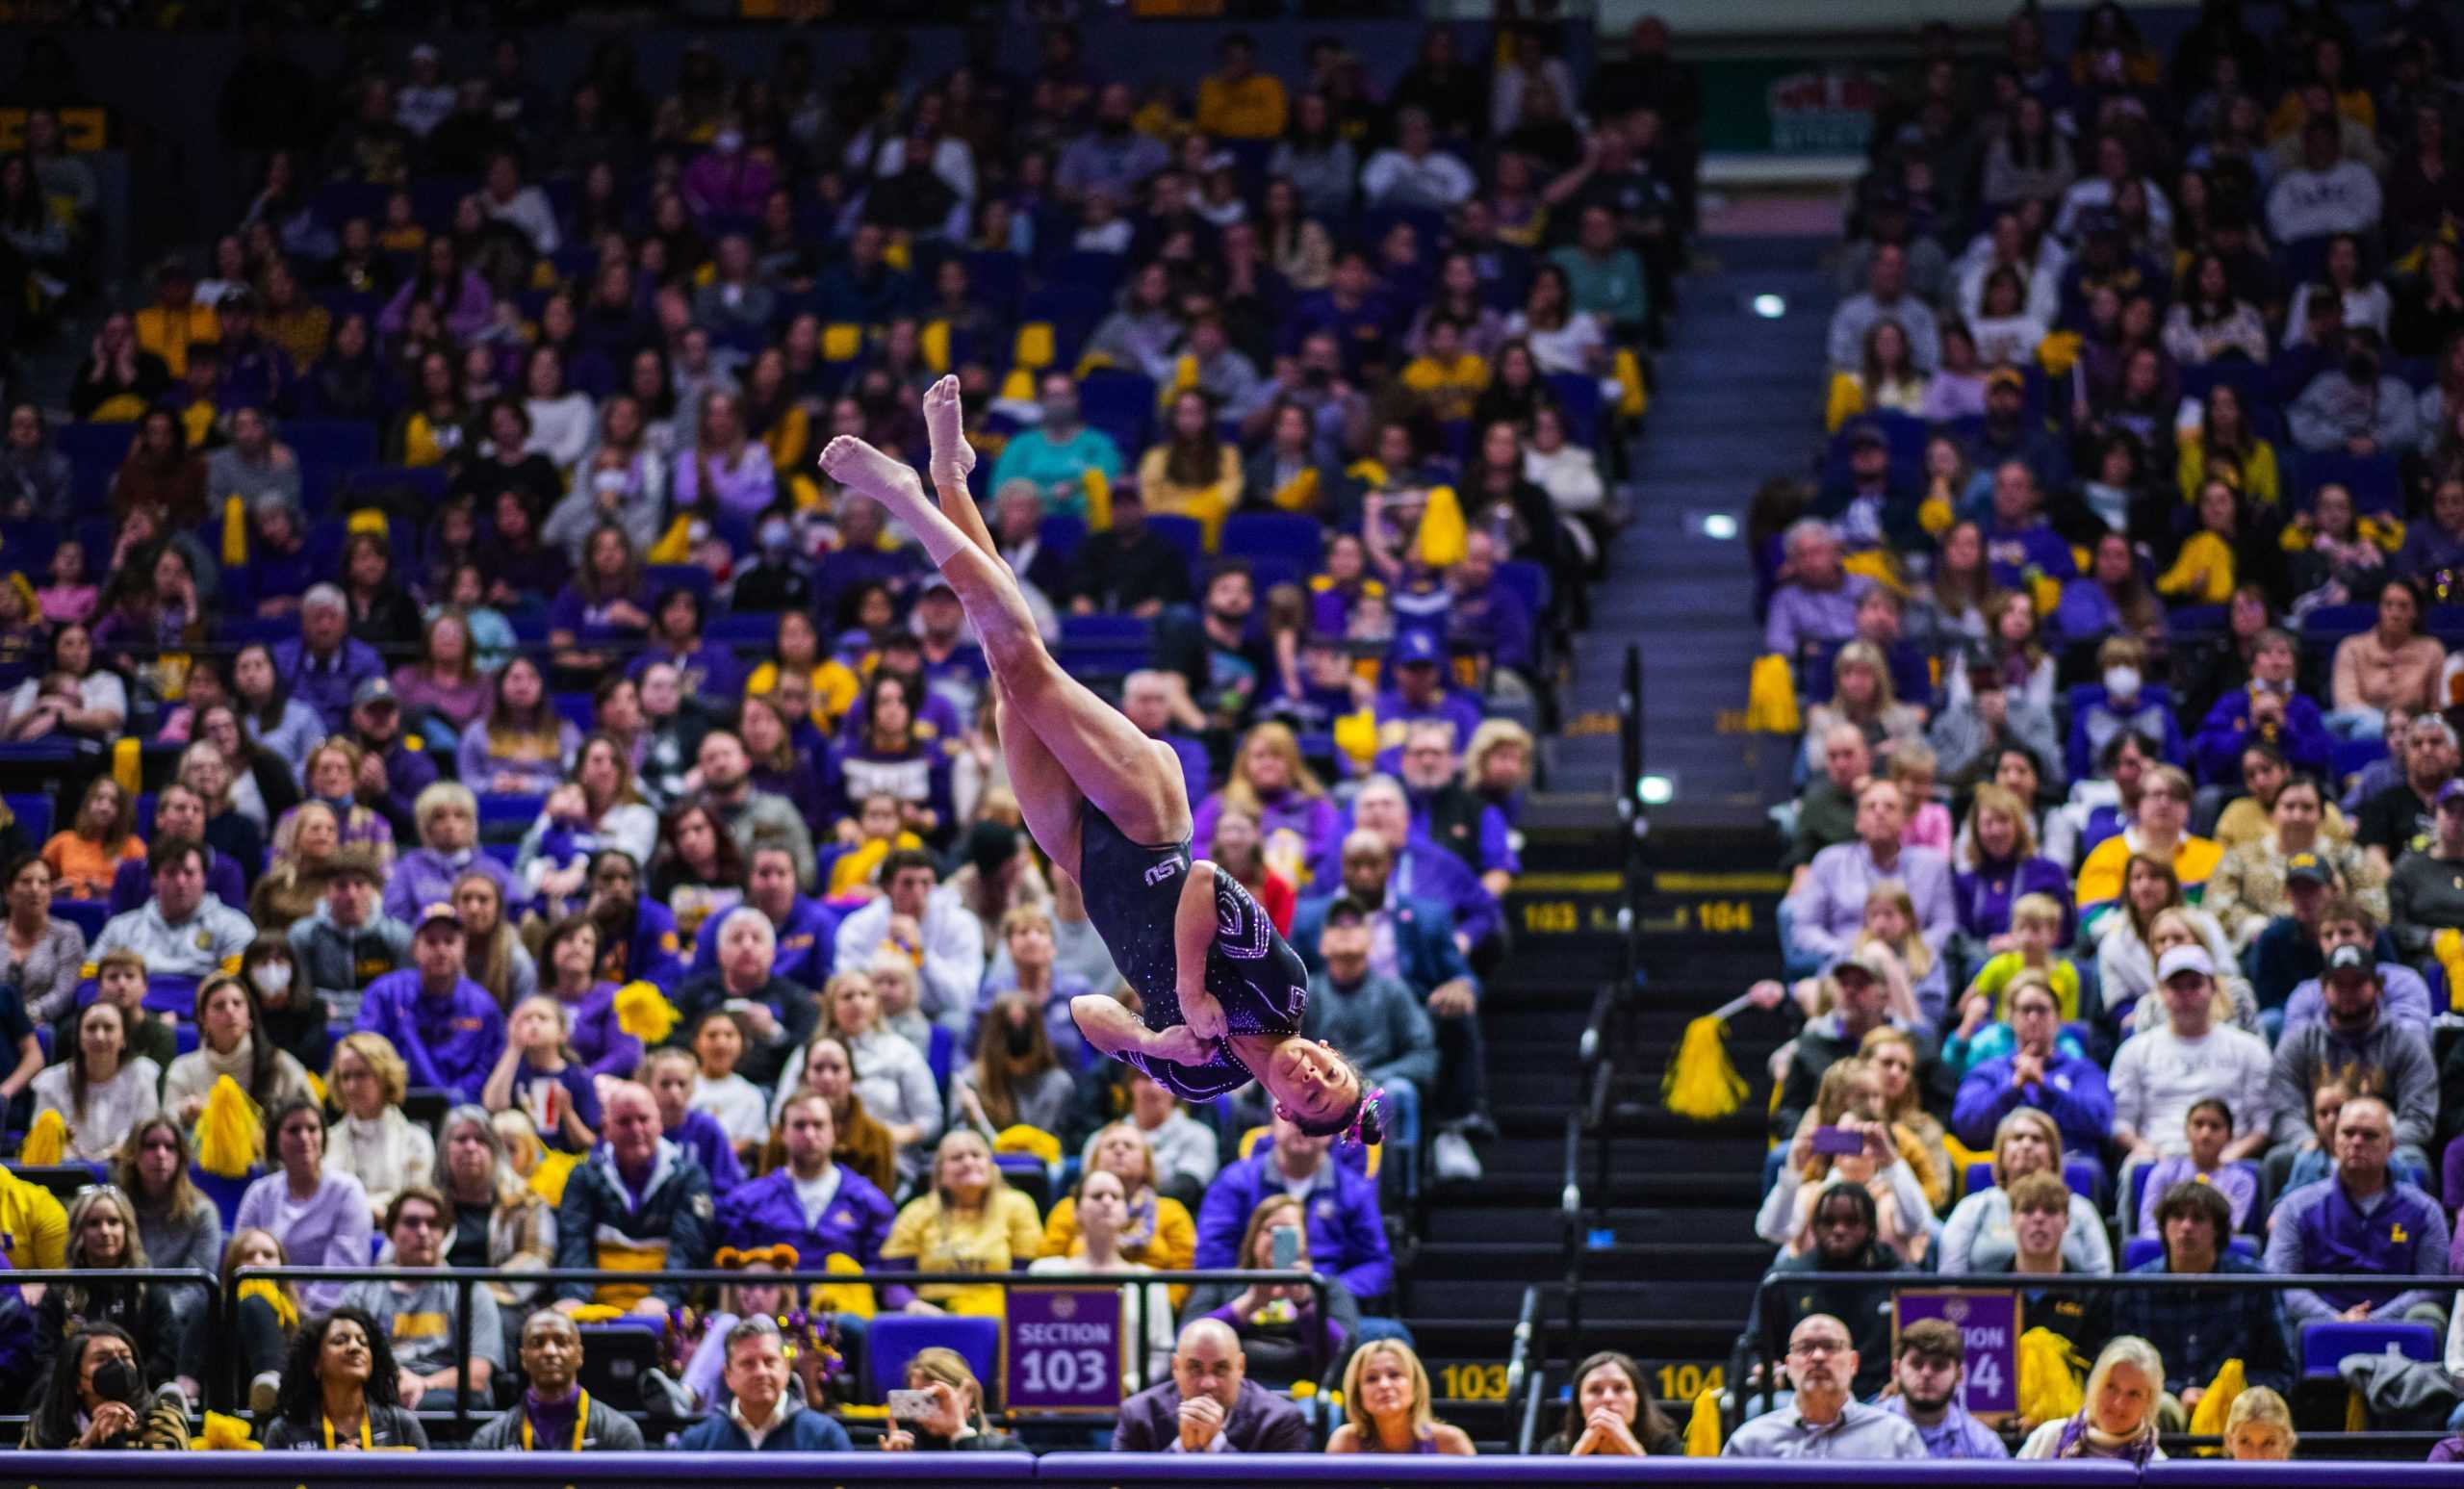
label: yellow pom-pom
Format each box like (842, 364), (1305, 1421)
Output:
(613, 981), (679, 1043)
(2187, 1357), (2246, 1451)
(192, 1410), (263, 1450)
(992, 1123), (1062, 1164)
(1683, 1387), (1724, 1455)
(1660, 1014), (1748, 1121)
(195, 1074), (263, 1178)
(18, 1107), (66, 1165)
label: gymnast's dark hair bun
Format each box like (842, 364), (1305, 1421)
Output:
(1348, 1102), (1385, 1148)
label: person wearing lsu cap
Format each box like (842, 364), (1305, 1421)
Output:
(2108, 943), (2273, 1195)
(2265, 941), (2438, 1184)
(1372, 629), (1482, 767)
(1766, 942), (1938, 1142)
(351, 900), (506, 1105)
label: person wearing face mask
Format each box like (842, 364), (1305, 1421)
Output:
(730, 506), (814, 613)
(2066, 636), (2183, 785)
(681, 115), (774, 222)
(987, 371), (1123, 523)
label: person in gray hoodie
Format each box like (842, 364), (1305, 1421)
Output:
(2267, 944), (2438, 1186)
(284, 848), (412, 1024)
(1298, 896), (1438, 1153)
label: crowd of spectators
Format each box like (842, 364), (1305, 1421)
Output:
(1742, 0), (2464, 1463)
(0, 10), (1692, 1457)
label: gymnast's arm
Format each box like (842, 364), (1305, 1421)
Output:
(1071, 993), (1207, 1065)
(1174, 860), (1229, 1041)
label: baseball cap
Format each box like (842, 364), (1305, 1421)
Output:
(2324, 942), (2371, 977)
(1834, 945), (1892, 983)
(352, 676), (398, 708)
(2283, 852), (2330, 886)
(2157, 945), (2214, 982)
(1393, 630), (1442, 667)
(1847, 421), (1888, 449)
(415, 901), (463, 934)
(918, 576), (958, 601)
(2437, 779), (2464, 809)
(1986, 367), (2026, 392)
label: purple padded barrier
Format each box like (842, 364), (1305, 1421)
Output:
(2145, 1469), (2464, 1487)
(1037, 1457), (2138, 1485)
(2, 1454), (1034, 1485)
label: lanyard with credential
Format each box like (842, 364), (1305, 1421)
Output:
(520, 1390), (591, 1451)
(321, 1413), (374, 1450)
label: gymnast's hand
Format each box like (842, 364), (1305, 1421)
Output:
(1179, 986), (1229, 1042)
(1148, 1025), (1213, 1065)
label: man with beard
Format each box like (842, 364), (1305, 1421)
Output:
(1875, 1319), (2006, 1458)
(694, 730), (816, 889)
(1726, 1306), (1924, 1458)
(1155, 559), (1275, 739)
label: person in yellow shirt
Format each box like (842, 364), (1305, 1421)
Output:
(1194, 34), (1289, 141)
(132, 258), (218, 381)
(880, 1129), (1043, 1312)
(1136, 391), (1244, 550)
(1399, 316), (1490, 426)
(2076, 764), (2222, 934)
(2155, 478), (2246, 604)
(0, 1166), (67, 1271)
(827, 792), (926, 898)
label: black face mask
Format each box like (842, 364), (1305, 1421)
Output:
(2344, 353), (2379, 387)
(1005, 1021), (1036, 1058)
(91, 1356), (143, 1407)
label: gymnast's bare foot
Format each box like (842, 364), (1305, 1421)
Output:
(819, 435), (931, 526)
(923, 374), (974, 487)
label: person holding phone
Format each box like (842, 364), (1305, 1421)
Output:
(1176, 1194), (1358, 1393)
(20, 1323), (188, 1450)
(1754, 1057), (1933, 1264)
(879, 1347), (1028, 1452)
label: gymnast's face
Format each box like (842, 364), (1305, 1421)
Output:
(1268, 1037), (1360, 1127)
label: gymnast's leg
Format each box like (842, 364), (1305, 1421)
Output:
(820, 393), (1192, 863)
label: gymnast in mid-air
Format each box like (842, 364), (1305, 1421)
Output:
(819, 378), (1379, 1145)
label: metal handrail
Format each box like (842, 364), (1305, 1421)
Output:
(1502, 1284), (1543, 1454)
(220, 1264), (1333, 1440)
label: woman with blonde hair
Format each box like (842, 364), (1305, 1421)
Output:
(2222, 1385), (2294, 1459)
(248, 798), (340, 933)
(1040, 1118), (1197, 1271)
(1755, 1057), (1933, 1264)
(880, 1128), (1042, 1314)
(1461, 717), (1533, 827)
(1938, 1107), (2114, 1274)
(1952, 782), (2072, 952)
(1854, 880), (1945, 1026)
(878, 1345), (1030, 1452)
(795, 970), (938, 1162)
(1194, 721), (1343, 888)
(323, 1031), (435, 1226)
(2017, 1335), (2166, 1460)
(1802, 639), (1924, 772)
(1329, 1338), (1476, 1454)
(32, 1185), (182, 1394)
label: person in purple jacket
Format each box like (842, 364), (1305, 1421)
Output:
(624, 585), (743, 703)
(1372, 630), (1483, 759)
(1978, 461), (2079, 594)
(1950, 978), (2114, 1164)
(351, 902), (506, 1105)
(539, 914), (638, 1080)
(687, 845), (837, 989)
(1192, 722), (1346, 890)
(2191, 628), (2332, 785)
(642, 1047), (743, 1196)
(1193, 1114), (1393, 1305)
(714, 1089), (893, 1263)
(381, 782), (517, 927)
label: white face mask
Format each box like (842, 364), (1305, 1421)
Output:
(2103, 665), (2142, 702)
(252, 963), (292, 996)
(592, 470), (629, 496)
(714, 129), (745, 155)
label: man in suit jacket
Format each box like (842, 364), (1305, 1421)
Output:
(1112, 1319), (1310, 1454)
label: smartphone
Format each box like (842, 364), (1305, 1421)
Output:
(886, 1389), (936, 1422)
(1270, 1223), (1300, 1270)
(1810, 1125), (1864, 1158)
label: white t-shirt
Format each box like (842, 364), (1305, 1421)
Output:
(693, 1071), (770, 1146)
(2107, 1022), (2272, 1155)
